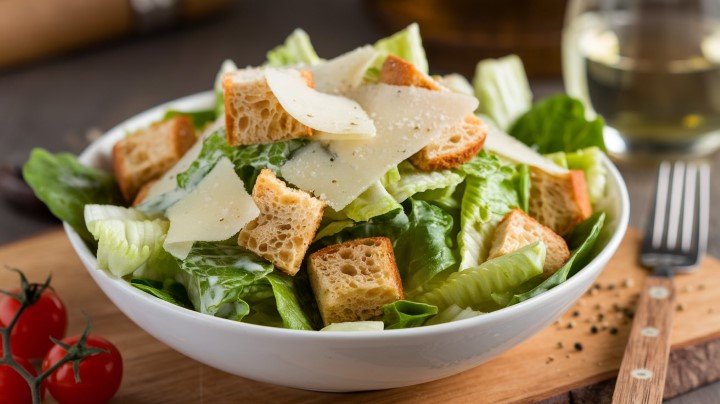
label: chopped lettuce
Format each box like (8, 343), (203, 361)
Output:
(313, 208), (410, 248)
(457, 153), (519, 269)
(565, 147), (607, 203)
(267, 29), (321, 67)
(131, 278), (191, 308)
(385, 161), (464, 203)
(321, 321), (384, 331)
(414, 183), (462, 213)
(178, 242), (312, 329)
(313, 220), (355, 242)
(382, 300), (438, 329)
(368, 23), (428, 80)
(163, 109), (217, 129)
(394, 200), (457, 296)
(23, 149), (122, 245)
(509, 95), (606, 153)
(417, 241), (546, 311)
(425, 304), (484, 325)
(86, 214), (169, 277)
(342, 181), (401, 222)
(516, 164), (530, 213)
(507, 213), (606, 305)
(473, 55), (532, 131)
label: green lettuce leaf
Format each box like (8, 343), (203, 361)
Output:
(565, 147), (607, 203)
(508, 213), (606, 305)
(414, 183), (462, 213)
(131, 278), (192, 308)
(23, 149), (122, 245)
(385, 161), (464, 203)
(368, 23), (428, 80)
(395, 200), (458, 296)
(262, 273), (314, 330)
(267, 28), (321, 67)
(313, 208), (410, 249)
(177, 129), (306, 193)
(313, 220), (355, 242)
(457, 153), (519, 269)
(417, 241), (545, 311)
(342, 181), (401, 222)
(84, 205), (169, 277)
(425, 304), (484, 325)
(382, 300), (438, 329)
(508, 95), (606, 153)
(473, 55), (532, 131)
(163, 109), (217, 129)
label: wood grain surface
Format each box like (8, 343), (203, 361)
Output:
(0, 228), (718, 403)
(612, 276), (675, 403)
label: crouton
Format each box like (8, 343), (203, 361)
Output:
(410, 114), (487, 171)
(528, 168), (592, 235)
(132, 180), (157, 207)
(238, 169), (325, 275)
(378, 56), (486, 171)
(379, 55), (440, 91)
(223, 68), (313, 146)
(489, 209), (570, 276)
(308, 237), (404, 325)
(112, 116), (196, 201)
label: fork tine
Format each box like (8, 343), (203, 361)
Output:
(698, 162), (711, 258)
(666, 161), (686, 250)
(681, 163), (698, 252)
(651, 161), (672, 249)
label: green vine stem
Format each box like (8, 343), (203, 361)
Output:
(0, 268), (106, 403)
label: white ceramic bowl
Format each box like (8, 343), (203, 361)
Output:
(65, 91), (630, 392)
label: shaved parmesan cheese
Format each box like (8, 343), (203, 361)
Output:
(264, 68), (375, 138)
(483, 119), (567, 174)
(312, 46), (378, 95)
(281, 84), (478, 210)
(164, 157), (260, 259)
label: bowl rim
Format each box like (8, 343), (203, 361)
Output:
(66, 91), (630, 339)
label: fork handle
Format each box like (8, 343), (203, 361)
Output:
(612, 276), (675, 404)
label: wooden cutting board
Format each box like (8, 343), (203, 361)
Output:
(0, 228), (718, 403)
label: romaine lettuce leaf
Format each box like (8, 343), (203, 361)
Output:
(564, 147), (607, 203)
(312, 208), (410, 249)
(131, 278), (192, 308)
(425, 304), (484, 325)
(417, 241), (545, 311)
(508, 95), (606, 153)
(385, 161), (464, 203)
(23, 149), (122, 245)
(267, 28), (322, 67)
(507, 212), (606, 305)
(473, 55), (532, 131)
(342, 181), (401, 222)
(395, 200), (458, 296)
(382, 300), (438, 329)
(313, 220), (355, 242)
(368, 23), (428, 80)
(163, 109), (217, 129)
(178, 242), (312, 329)
(414, 183), (462, 213)
(457, 153), (519, 269)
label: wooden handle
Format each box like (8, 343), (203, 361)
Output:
(612, 276), (675, 404)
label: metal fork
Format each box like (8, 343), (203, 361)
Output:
(612, 160), (711, 404)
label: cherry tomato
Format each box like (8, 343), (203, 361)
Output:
(0, 356), (44, 404)
(0, 288), (67, 360)
(42, 335), (122, 404)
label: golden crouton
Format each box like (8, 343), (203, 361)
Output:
(528, 168), (592, 235)
(112, 116), (196, 201)
(223, 68), (314, 146)
(238, 169), (325, 275)
(308, 237), (404, 326)
(489, 209), (570, 276)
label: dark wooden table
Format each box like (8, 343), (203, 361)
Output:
(0, 1), (717, 402)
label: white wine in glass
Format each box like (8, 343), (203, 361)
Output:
(563, 0), (720, 158)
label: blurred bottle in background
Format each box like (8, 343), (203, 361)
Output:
(563, 0), (720, 159)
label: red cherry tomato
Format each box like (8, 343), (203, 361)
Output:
(0, 288), (67, 360)
(42, 335), (122, 404)
(0, 356), (44, 404)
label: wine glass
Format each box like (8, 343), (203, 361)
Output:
(563, 0), (720, 158)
